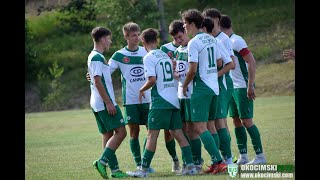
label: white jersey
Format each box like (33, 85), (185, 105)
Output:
(230, 33), (249, 88)
(160, 42), (179, 59)
(215, 31), (235, 90)
(160, 42), (179, 90)
(143, 49), (179, 109)
(88, 50), (117, 112)
(174, 45), (192, 99)
(217, 40), (232, 90)
(108, 46), (151, 105)
(188, 32), (221, 95)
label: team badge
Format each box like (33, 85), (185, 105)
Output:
(228, 164), (238, 178)
(167, 51), (173, 58)
(122, 56), (130, 63)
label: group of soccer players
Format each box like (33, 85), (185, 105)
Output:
(87, 7), (266, 179)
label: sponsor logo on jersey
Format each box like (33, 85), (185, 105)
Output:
(122, 56), (130, 63)
(120, 119), (124, 123)
(131, 52), (138, 55)
(178, 62), (186, 72)
(130, 67), (144, 77)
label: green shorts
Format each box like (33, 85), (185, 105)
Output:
(92, 105), (125, 133)
(179, 99), (191, 122)
(124, 103), (149, 125)
(214, 85), (228, 119)
(191, 94), (218, 122)
(148, 109), (182, 130)
(228, 88), (253, 119)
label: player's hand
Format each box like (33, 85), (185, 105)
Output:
(182, 85), (188, 97)
(106, 102), (116, 116)
(139, 91), (145, 104)
(247, 86), (256, 100)
(172, 59), (177, 71)
(282, 49), (295, 60)
(86, 72), (91, 81)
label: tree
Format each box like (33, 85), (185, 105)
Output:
(157, 0), (168, 45)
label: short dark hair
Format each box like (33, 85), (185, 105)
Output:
(169, 20), (184, 36)
(202, 8), (221, 20)
(220, 14), (232, 29)
(201, 17), (214, 33)
(180, 9), (203, 29)
(140, 28), (158, 44)
(122, 22), (140, 36)
(91, 27), (111, 42)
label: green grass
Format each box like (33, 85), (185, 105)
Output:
(25, 96), (295, 180)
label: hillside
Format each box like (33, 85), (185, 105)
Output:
(25, 0), (295, 112)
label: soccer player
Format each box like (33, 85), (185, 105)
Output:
(158, 21), (182, 173)
(87, 27), (128, 179)
(169, 19), (204, 173)
(107, 22), (156, 173)
(126, 28), (197, 178)
(180, 9), (231, 174)
(203, 8), (238, 164)
(220, 14), (267, 164)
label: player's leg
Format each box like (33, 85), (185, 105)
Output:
(124, 104), (143, 169)
(102, 131), (113, 150)
(237, 88), (266, 164)
(164, 130), (180, 172)
(191, 95), (227, 175)
(215, 95), (233, 164)
(94, 106), (128, 178)
(169, 109), (197, 175)
(230, 88), (248, 164)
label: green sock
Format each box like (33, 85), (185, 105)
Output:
(165, 139), (178, 162)
(100, 147), (119, 170)
(247, 125), (263, 154)
(141, 149), (155, 169)
(181, 146), (193, 165)
(212, 133), (220, 149)
(190, 138), (202, 165)
(199, 130), (222, 164)
(235, 126), (247, 154)
(217, 128), (232, 159)
(130, 138), (141, 166)
(142, 137), (147, 153)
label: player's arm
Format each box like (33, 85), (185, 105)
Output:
(94, 75), (116, 116)
(139, 56), (156, 103)
(224, 38), (236, 69)
(139, 76), (155, 104)
(240, 47), (256, 100)
(218, 60), (234, 77)
(108, 52), (120, 74)
(217, 45), (234, 77)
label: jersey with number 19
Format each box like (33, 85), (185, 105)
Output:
(143, 49), (179, 109)
(188, 32), (221, 95)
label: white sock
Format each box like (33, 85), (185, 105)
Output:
(225, 158), (233, 164)
(256, 153), (265, 158)
(240, 153), (248, 159)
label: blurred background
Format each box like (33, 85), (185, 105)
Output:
(25, 0), (295, 112)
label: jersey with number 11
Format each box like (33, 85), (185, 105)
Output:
(188, 32), (221, 96)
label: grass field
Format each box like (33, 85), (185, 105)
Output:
(25, 96), (295, 180)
